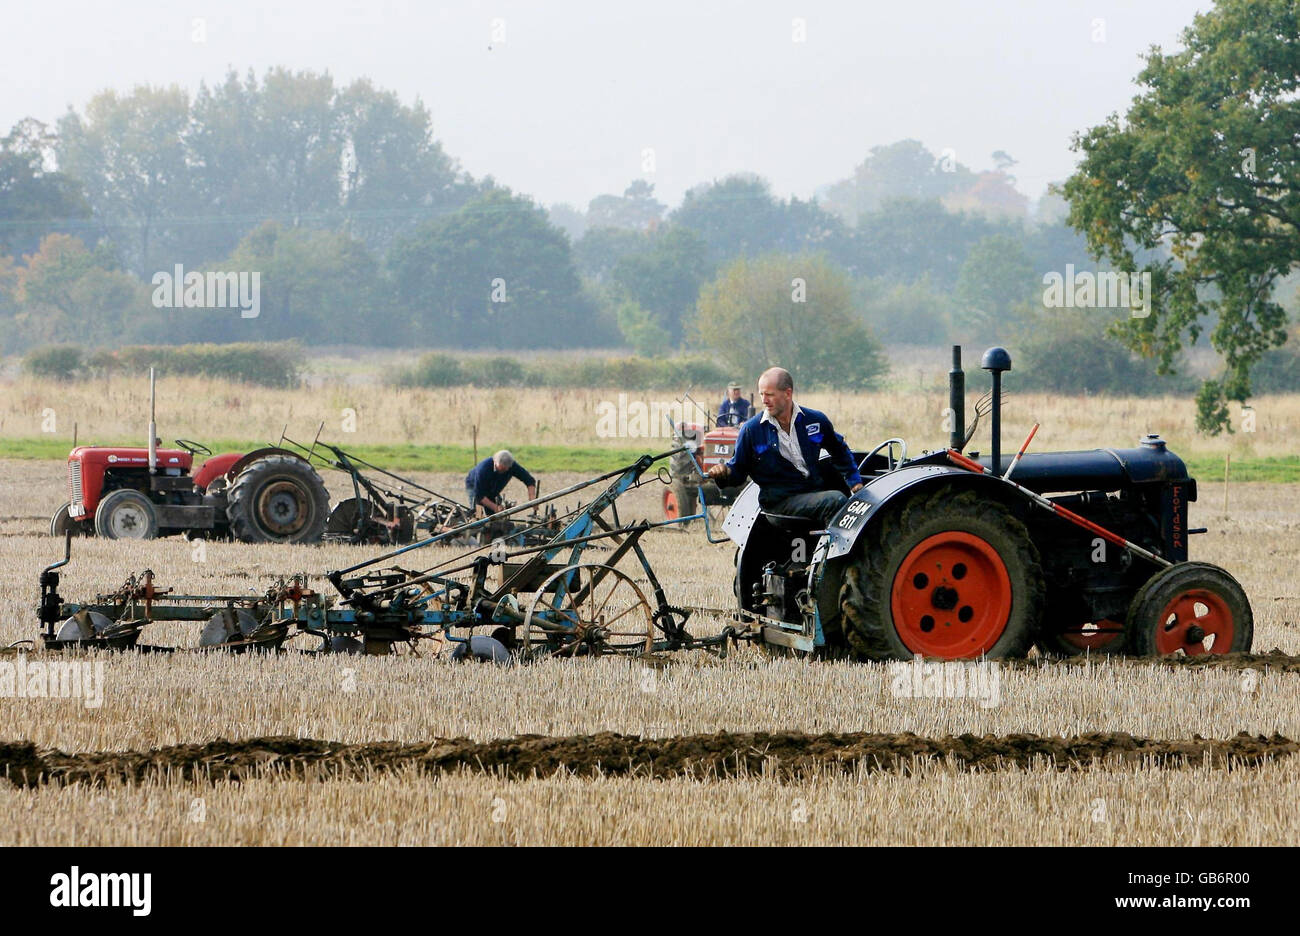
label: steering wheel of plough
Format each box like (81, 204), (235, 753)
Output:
(860, 438), (907, 473)
(175, 439), (212, 456)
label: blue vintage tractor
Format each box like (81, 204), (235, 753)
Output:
(720, 346), (1253, 660)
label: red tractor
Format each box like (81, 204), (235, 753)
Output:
(49, 371), (330, 544)
(663, 402), (742, 521)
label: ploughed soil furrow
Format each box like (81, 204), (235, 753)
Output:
(1, 731), (1295, 787)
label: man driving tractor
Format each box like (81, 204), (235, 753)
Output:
(706, 367), (862, 527)
(465, 450), (537, 516)
(716, 382), (752, 427)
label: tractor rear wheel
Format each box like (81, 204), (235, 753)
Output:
(94, 489), (159, 540)
(226, 454), (329, 544)
(1124, 562), (1252, 656)
(838, 486), (1044, 660)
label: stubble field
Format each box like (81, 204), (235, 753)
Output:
(1, 447), (1299, 845)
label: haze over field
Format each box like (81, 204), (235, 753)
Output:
(2, 0), (1209, 209)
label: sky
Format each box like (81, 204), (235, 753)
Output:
(2, 0), (1213, 212)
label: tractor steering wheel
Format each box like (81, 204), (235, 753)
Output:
(860, 438), (907, 473)
(174, 438), (212, 457)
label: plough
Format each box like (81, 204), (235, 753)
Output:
(37, 450), (738, 659)
(40, 343), (1247, 663)
(275, 433), (561, 549)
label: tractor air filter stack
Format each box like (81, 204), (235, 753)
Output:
(948, 345), (965, 452)
(981, 346), (1012, 475)
(147, 367), (157, 474)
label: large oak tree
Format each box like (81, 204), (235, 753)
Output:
(1063, 0), (1300, 432)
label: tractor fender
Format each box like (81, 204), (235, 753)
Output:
(822, 463), (1025, 561)
(720, 481), (762, 547)
(725, 465), (1028, 622)
(719, 465), (1021, 556)
(192, 452), (245, 490)
(808, 464), (1032, 637)
(222, 447), (312, 481)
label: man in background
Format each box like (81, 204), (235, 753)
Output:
(465, 450), (537, 515)
(716, 383), (752, 427)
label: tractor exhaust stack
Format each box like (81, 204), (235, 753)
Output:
(147, 367), (157, 474)
(981, 347), (1011, 476)
(948, 345), (965, 452)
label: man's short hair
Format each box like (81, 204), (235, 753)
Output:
(759, 367), (794, 392)
(493, 450), (515, 468)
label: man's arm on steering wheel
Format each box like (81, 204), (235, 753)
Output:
(824, 426), (864, 493)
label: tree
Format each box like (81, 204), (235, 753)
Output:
(58, 69), (473, 276)
(334, 77), (472, 249)
(615, 300), (672, 356)
(672, 175), (788, 262)
(856, 275), (954, 346)
(586, 180), (665, 230)
(821, 140), (975, 225)
(184, 221), (387, 345)
(10, 234), (146, 348)
(547, 203), (588, 242)
(0, 119), (90, 258)
(611, 226), (713, 344)
(388, 186), (612, 348)
(672, 175), (851, 265)
(573, 226), (648, 281)
(689, 253), (886, 390)
(953, 233), (1038, 343)
(1013, 308), (1197, 396)
(1062, 0), (1300, 433)
(942, 171), (1028, 220)
(850, 198), (1012, 286)
(56, 85), (194, 276)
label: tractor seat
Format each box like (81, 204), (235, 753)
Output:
(761, 512), (817, 533)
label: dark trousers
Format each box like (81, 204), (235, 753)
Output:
(466, 485), (496, 514)
(767, 489), (848, 528)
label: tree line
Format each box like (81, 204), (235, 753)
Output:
(0, 72), (1105, 373)
(4, 0), (1300, 429)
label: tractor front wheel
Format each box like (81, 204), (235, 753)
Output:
(93, 489), (159, 540)
(1124, 562), (1252, 656)
(226, 454), (329, 544)
(838, 486), (1044, 660)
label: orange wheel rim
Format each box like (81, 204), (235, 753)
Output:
(1060, 619), (1125, 651)
(891, 531), (1012, 658)
(663, 489), (679, 520)
(1155, 590), (1234, 655)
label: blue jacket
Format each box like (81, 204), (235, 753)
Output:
(466, 457), (536, 502)
(724, 406), (862, 506)
(717, 396), (752, 427)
